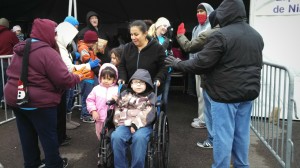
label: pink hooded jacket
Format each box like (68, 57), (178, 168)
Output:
(86, 63), (119, 122)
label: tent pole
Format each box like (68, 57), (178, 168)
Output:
(74, 0), (77, 19)
(68, 0), (73, 16)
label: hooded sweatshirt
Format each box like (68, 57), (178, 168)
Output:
(114, 69), (156, 130)
(77, 11), (108, 41)
(86, 63), (119, 122)
(4, 18), (81, 108)
(118, 37), (168, 95)
(56, 22), (91, 72)
(77, 11), (111, 63)
(175, 0), (264, 103)
(0, 18), (19, 55)
(189, 3), (214, 59)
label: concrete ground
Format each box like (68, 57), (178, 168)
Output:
(0, 89), (299, 168)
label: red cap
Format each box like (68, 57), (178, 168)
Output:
(84, 30), (98, 43)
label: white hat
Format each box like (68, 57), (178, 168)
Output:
(155, 17), (170, 28)
(12, 25), (21, 32)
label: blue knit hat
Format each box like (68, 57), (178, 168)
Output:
(64, 16), (79, 27)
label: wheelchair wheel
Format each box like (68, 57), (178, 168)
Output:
(146, 140), (155, 168)
(162, 114), (169, 168)
(98, 137), (114, 168)
(157, 111), (169, 168)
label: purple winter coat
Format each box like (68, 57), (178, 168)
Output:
(4, 18), (81, 108)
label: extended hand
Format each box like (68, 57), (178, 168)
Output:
(177, 23), (186, 35)
(73, 67), (92, 81)
(165, 56), (182, 69)
(89, 59), (100, 69)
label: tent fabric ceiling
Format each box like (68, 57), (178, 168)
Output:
(1, 0), (249, 47)
(2, 0), (223, 24)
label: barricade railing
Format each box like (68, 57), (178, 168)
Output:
(251, 61), (296, 168)
(0, 54), (83, 125)
(71, 84), (82, 112)
(0, 55), (15, 125)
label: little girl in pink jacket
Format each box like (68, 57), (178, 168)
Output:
(86, 63), (119, 140)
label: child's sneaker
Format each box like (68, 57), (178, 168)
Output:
(197, 140), (213, 149)
(82, 116), (95, 123)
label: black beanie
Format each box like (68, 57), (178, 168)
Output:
(209, 10), (218, 28)
(197, 4), (206, 12)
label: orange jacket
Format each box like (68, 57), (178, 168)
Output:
(77, 40), (99, 80)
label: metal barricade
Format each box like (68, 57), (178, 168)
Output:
(71, 84), (82, 112)
(0, 55), (15, 125)
(0, 54), (83, 125)
(251, 61), (296, 168)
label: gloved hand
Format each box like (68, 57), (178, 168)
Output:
(89, 59), (100, 69)
(75, 52), (80, 60)
(165, 56), (182, 69)
(73, 67), (92, 81)
(177, 23), (186, 35)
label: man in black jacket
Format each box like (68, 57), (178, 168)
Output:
(165, 0), (264, 167)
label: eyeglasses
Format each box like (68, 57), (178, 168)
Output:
(131, 80), (146, 85)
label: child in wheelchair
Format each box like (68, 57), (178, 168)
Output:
(86, 63), (119, 140)
(111, 69), (156, 168)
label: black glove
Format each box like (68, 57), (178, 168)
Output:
(165, 56), (181, 69)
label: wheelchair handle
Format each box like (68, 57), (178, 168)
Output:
(106, 99), (116, 105)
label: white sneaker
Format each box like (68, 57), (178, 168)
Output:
(191, 120), (206, 128)
(193, 118), (200, 122)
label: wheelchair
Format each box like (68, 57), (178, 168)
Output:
(98, 84), (170, 168)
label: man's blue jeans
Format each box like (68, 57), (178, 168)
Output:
(111, 125), (152, 168)
(205, 93), (252, 168)
(203, 90), (213, 144)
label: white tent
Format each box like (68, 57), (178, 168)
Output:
(249, 0), (300, 120)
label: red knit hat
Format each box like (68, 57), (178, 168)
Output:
(84, 30), (98, 43)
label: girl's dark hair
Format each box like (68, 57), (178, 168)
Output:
(109, 46), (123, 60)
(100, 66), (117, 79)
(129, 20), (148, 34)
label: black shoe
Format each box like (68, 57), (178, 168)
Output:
(38, 158), (68, 168)
(60, 139), (70, 146)
(38, 159), (45, 168)
(62, 158), (69, 168)
(65, 135), (72, 141)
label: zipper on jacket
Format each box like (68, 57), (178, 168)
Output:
(136, 52), (140, 69)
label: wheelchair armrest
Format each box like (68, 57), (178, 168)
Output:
(106, 99), (116, 105)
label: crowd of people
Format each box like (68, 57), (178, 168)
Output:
(0, 0), (264, 167)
